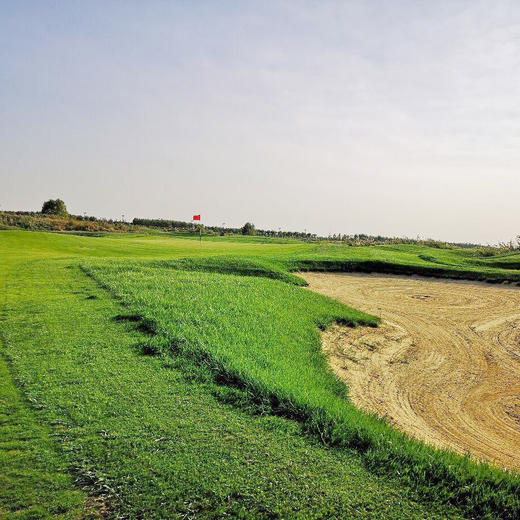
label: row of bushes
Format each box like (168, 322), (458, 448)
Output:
(131, 217), (490, 247)
(0, 212), (136, 233)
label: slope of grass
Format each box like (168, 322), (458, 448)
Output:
(5, 230), (520, 284)
(150, 256), (308, 285)
(0, 258), (461, 519)
(286, 244), (520, 283)
(81, 261), (377, 425)
(83, 260), (520, 519)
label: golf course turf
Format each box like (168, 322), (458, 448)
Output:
(1, 230), (520, 519)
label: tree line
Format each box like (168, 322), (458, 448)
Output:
(1, 199), (514, 250)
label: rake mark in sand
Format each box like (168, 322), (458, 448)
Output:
(302, 272), (520, 470)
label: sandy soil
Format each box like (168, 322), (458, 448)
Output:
(300, 272), (520, 470)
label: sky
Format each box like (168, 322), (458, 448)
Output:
(1, 1), (519, 244)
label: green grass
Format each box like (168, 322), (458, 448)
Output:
(2, 230), (520, 519)
(5, 230), (520, 283)
(82, 260), (520, 519)
(0, 260), (461, 519)
(0, 355), (87, 520)
(81, 261), (377, 425)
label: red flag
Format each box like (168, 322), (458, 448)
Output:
(193, 214), (201, 221)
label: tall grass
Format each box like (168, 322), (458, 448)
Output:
(83, 259), (520, 520)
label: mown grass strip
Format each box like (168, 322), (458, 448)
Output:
(0, 332), (87, 519)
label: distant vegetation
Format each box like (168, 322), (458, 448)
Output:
(0, 211), (137, 233)
(241, 221), (256, 235)
(2, 201), (520, 253)
(41, 198), (68, 216)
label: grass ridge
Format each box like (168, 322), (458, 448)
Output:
(287, 258), (520, 284)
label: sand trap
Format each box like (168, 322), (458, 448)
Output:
(301, 272), (520, 470)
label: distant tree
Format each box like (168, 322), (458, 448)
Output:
(241, 222), (256, 235)
(42, 198), (68, 216)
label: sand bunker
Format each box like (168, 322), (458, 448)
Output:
(301, 272), (520, 470)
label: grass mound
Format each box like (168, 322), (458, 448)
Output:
(151, 256), (308, 286)
(287, 257), (520, 284)
(83, 259), (520, 520)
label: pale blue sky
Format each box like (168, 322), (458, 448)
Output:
(1, 1), (519, 243)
